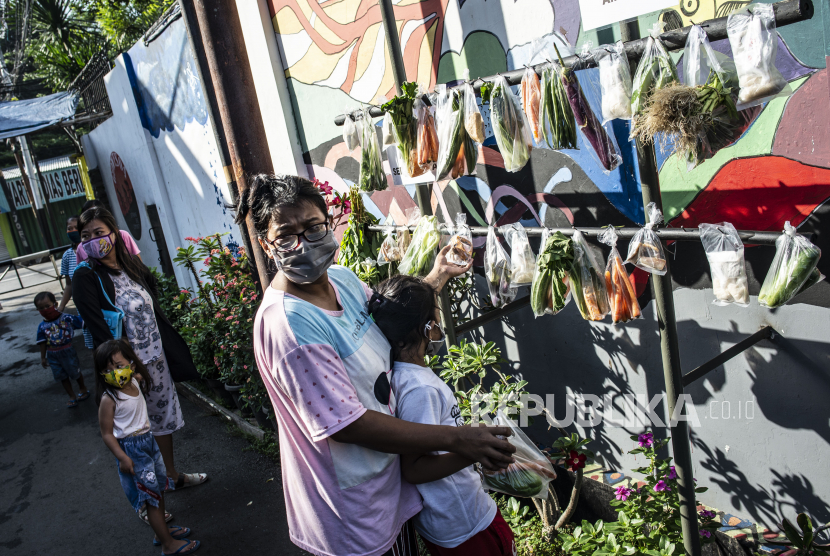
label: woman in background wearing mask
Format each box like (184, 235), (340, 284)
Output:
(237, 175), (516, 556)
(73, 207), (207, 525)
(57, 216), (81, 313)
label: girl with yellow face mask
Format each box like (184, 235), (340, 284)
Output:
(95, 339), (202, 555)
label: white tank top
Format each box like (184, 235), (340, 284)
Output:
(110, 379), (151, 439)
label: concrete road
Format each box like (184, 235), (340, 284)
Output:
(0, 286), (307, 555)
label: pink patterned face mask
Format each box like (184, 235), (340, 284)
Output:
(82, 233), (115, 259)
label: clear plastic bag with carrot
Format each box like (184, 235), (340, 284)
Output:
(415, 97), (439, 174)
(521, 66), (542, 146)
(568, 229), (610, 321)
(599, 227), (642, 324)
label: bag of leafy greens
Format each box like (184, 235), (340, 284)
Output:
(631, 26), (679, 115)
(759, 222), (821, 308)
(357, 108), (387, 191)
(490, 75), (533, 173)
(530, 229), (573, 317)
(399, 215), (441, 277)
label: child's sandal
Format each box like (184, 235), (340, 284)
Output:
(162, 540), (200, 555)
(152, 526), (191, 546)
(66, 399), (79, 409)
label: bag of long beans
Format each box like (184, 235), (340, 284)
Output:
(489, 75), (532, 173)
(556, 45), (622, 173)
(597, 41), (633, 123)
(485, 226), (516, 308)
(357, 108), (387, 191)
(598, 227), (641, 324)
(539, 62), (578, 150)
(631, 27), (679, 116)
(530, 229), (573, 317)
(399, 215), (441, 276)
(568, 229), (610, 322)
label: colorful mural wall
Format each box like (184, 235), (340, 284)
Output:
(263, 0), (830, 527)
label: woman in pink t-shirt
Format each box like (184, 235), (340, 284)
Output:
(238, 175), (516, 556)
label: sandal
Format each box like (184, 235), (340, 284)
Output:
(66, 399), (78, 409)
(162, 540), (200, 555)
(153, 526), (192, 546)
(139, 505), (174, 525)
(175, 473), (208, 489)
(76, 391), (90, 402)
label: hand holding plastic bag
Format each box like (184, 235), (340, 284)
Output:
(626, 203), (667, 275)
(599, 227), (641, 323)
(598, 41), (633, 122)
(569, 230), (610, 321)
(699, 223), (749, 306)
(447, 213), (474, 266)
(480, 410), (557, 500)
(504, 223), (535, 287)
(490, 75), (533, 173)
(531, 229), (573, 317)
(759, 222), (822, 308)
(728, 3), (787, 109)
(485, 227), (516, 308)
(399, 215), (441, 276)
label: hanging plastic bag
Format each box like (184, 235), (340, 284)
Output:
(358, 108), (387, 191)
(683, 25), (737, 89)
(598, 41), (633, 123)
(699, 223), (749, 306)
(435, 85), (476, 180)
(504, 223), (535, 288)
(626, 203), (667, 275)
(399, 215), (441, 277)
(415, 98), (439, 174)
(599, 227), (642, 323)
(539, 62), (578, 150)
(727, 4), (787, 110)
(342, 110), (359, 151)
(447, 213), (473, 266)
(569, 229), (611, 321)
(557, 46), (622, 173)
(631, 26), (679, 115)
(480, 410), (557, 500)
(462, 71), (486, 143)
(490, 75), (533, 173)
(380, 96), (396, 146)
(382, 85), (424, 179)
(485, 226), (516, 308)
(531, 229), (573, 317)
(377, 225), (402, 265)
(521, 66), (543, 145)
(758, 222), (822, 309)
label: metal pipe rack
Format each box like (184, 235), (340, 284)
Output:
(346, 2), (814, 555)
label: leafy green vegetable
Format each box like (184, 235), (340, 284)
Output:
(398, 215), (441, 276)
(490, 76), (532, 172)
(357, 109), (387, 191)
(759, 229), (821, 308)
(631, 36), (678, 115)
(381, 82), (421, 178)
(531, 231), (574, 316)
(337, 188), (383, 285)
(483, 463), (544, 498)
(436, 88), (468, 180)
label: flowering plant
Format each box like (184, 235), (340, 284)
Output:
(313, 178), (351, 229)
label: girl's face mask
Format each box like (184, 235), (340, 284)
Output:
(424, 321), (446, 357)
(102, 365), (134, 388)
(82, 233), (115, 259)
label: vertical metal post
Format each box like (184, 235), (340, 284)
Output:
(635, 139), (701, 556)
(13, 262), (23, 289)
(377, 0), (407, 95)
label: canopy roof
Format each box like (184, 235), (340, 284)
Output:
(0, 91), (79, 140)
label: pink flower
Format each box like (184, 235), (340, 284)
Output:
(700, 530), (711, 538)
(180, 289), (188, 294)
(615, 486), (632, 501)
(654, 480), (670, 492)
(638, 432), (654, 448)
(233, 344), (238, 349)
(185, 237), (198, 242)
(204, 257), (212, 265)
(666, 466), (677, 480)
(343, 199), (352, 215)
(243, 365), (248, 370)
(225, 316), (233, 321)
(233, 321), (239, 325)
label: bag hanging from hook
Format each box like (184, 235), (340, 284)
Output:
(599, 227), (641, 324)
(625, 203), (667, 275)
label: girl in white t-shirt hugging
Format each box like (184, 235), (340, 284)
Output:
(369, 275), (516, 556)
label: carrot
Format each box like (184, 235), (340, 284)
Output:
(426, 113), (439, 161)
(584, 287), (601, 320)
(522, 67), (542, 143)
(452, 141), (466, 178)
(605, 270), (614, 297)
(611, 265), (624, 322)
(615, 256), (641, 318)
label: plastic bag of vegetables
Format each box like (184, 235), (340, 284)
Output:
(728, 3), (787, 110)
(342, 111), (359, 151)
(357, 108), (387, 191)
(462, 70), (486, 143)
(380, 98), (396, 146)
(337, 188), (383, 286)
(382, 83), (424, 179)
(699, 223), (749, 306)
(539, 62), (578, 150)
(521, 66), (542, 145)
(597, 41), (633, 123)
(485, 226), (516, 308)
(415, 98), (439, 174)
(489, 75), (533, 173)
(759, 222), (822, 308)
(504, 223), (536, 288)
(569, 229), (610, 321)
(399, 215), (441, 276)
(683, 25), (737, 90)
(631, 29), (679, 116)
(377, 225), (402, 265)
(599, 227), (641, 323)
(446, 213), (473, 266)
(435, 85), (477, 180)
(531, 229), (573, 317)
(480, 409), (557, 499)
(556, 46), (622, 173)
(626, 203), (667, 276)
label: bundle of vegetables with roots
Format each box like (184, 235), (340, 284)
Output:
(632, 69), (740, 168)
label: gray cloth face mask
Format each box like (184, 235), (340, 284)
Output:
(273, 230), (338, 284)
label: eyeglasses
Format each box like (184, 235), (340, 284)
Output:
(265, 222), (329, 253)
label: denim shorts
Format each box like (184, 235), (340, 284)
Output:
(116, 432), (175, 513)
(47, 348), (80, 382)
